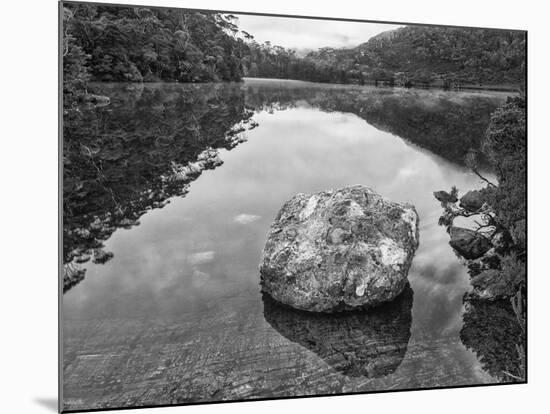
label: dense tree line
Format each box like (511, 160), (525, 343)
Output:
(481, 97), (527, 250)
(348, 26), (525, 86)
(242, 42), (349, 83)
(63, 3), (247, 102)
(471, 96), (526, 380)
(245, 26), (525, 88)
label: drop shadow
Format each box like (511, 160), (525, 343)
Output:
(33, 397), (58, 412)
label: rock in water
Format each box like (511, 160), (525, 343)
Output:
(460, 190), (484, 212)
(259, 185), (419, 312)
(449, 226), (491, 260)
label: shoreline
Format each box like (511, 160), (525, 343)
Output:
(85, 77), (521, 94)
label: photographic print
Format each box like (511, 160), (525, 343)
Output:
(60, 1), (527, 411)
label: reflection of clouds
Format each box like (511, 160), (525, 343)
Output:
(396, 166), (421, 179)
(191, 269), (210, 288)
(188, 251), (215, 265)
(409, 214), (471, 339)
(233, 214), (261, 224)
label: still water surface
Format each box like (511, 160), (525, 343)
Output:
(63, 79), (511, 410)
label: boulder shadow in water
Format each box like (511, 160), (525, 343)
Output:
(262, 284), (413, 378)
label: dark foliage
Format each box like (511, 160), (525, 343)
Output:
(460, 298), (523, 381)
(242, 42), (349, 83)
(62, 6), (91, 109)
(433, 95), (526, 380)
(481, 97), (527, 250)
(63, 3), (247, 84)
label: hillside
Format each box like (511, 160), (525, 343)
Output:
(302, 26), (525, 87)
(63, 4), (247, 85)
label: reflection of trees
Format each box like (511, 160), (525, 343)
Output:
(244, 83), (504, 162)
(460, 298), (523, 382)
(63, 83), (255, 292)
(262, 285), (413, 378)
(63, 82), (506, 293)
(432, 96), (526, 381)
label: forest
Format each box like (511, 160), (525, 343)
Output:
(63, 3), (526, 107)
(62, 4), (248, 109)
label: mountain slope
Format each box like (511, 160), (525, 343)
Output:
(299, 25), (525, 86)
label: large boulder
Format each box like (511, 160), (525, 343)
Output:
(449, 226), (491, 260)
(259, 185), (419, 312)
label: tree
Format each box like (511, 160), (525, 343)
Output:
(64, 4), (248, 83)
(62, 6), (91, 109)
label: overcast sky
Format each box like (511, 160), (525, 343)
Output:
(235, 14), (402, 52)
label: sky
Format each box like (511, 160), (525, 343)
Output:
(235, 14), (403, 53)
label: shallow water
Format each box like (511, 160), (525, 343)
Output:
(62, 79), (513, 410)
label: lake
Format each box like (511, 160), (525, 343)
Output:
(62, 79), (516, 410)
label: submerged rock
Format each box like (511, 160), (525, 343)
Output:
(259, 185), (419, 312)
(459, 190), (484, 212)
(449, 226), (491, 260)
(263, 284), (413, 377)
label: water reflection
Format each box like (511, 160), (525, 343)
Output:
(262, 285), (413, 378)
(460, 298), (523, 381)
(243, 79), (507, 162)
(63, 83), (255, 291)
(63, 81), (507, 292)
(62, 80), (513, 410)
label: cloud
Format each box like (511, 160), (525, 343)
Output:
(233, 214), (261, 224)
(188, 251), (215, 265)
(235, 14), (402, 50)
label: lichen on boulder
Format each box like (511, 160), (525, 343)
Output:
(259, 185), (419, 312)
